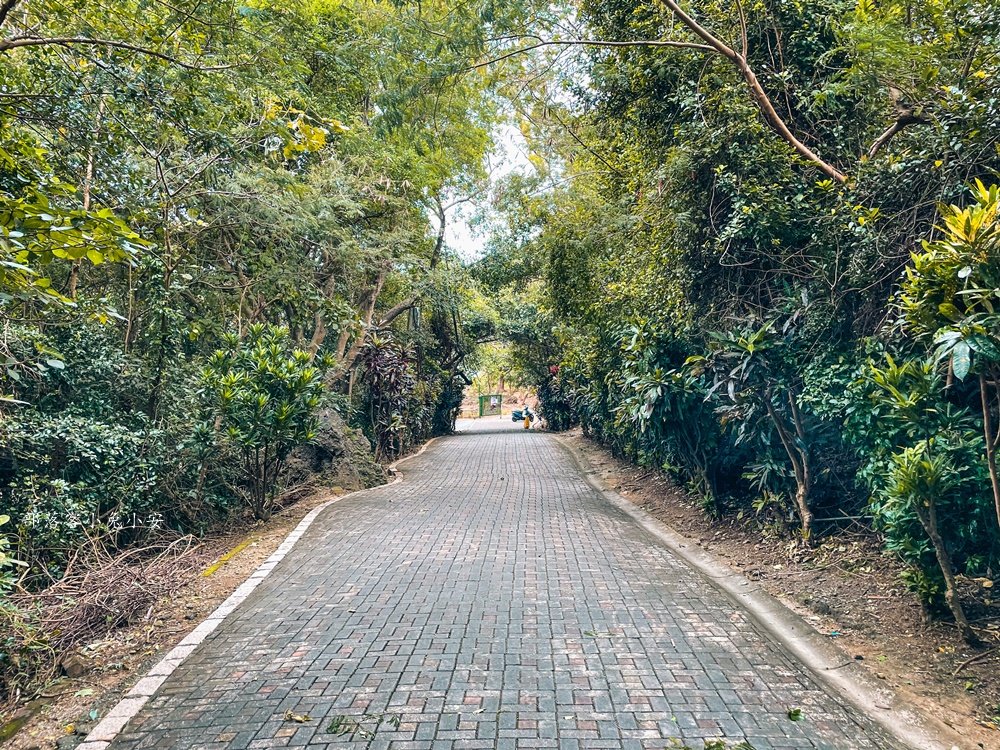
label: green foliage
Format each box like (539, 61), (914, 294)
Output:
(704, 322), (785, 449)
(0, 121), (145, 309)
(867, 180), (1000, 627)
(670, 741), (756, 750)
(899, 180), (1000, 380)
(0, 515), (25, 593)
(0, 595), (51, 705)
(473, 0), (1000, 630)
(616, 325), (724, 504)
(0, 514), (52, 704)
(5, 412), (164, 565)
(536, 369), (575, 431)
(198, 325), (332, 520)
(882, 434), (983, 639)
(470, 343), (520, 395)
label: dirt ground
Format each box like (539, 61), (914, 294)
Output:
(563, 427), (1000, 750)
(1, 489), (344, 750)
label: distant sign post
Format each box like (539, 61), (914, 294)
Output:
(478, 394), (502, 417)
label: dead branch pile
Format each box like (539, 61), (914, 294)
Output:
(15, 536), (199, 651)
(0, 597), (56, 705)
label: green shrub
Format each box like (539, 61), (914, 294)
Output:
(3, 413), (166, 574)
(536, 370), (574, 431)
(616, 325), (725, 506)
(197, 324), (332, 520)
(863, 354), (994, 639)
(0, 515), (52, 704)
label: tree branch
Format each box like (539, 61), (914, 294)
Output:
(547, 105), (625, 177)
(0, 0), (21, 30)
(378, 297), (418, 327)
(866, 111), (931, 159)
(658, 0), (847, 183)
(430, 194), (446, 269)
(466, 38), (716, 72)
(0, 36), (241, 70)
(470, 10), (847, 182)
(734, 0), (748, 57)
(766, 397), (803, 484)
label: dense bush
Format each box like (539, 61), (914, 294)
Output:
(536, 371), (575, 431)
(197, 324), (333, 521)
(472, 0), (1000, 639)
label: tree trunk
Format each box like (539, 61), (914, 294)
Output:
(794, 483), (813, 541)
(68, 96), (106, 300)
(251, 448), (273, 521)
(916, 499), (978, 643)
(335, 326), (351, 360)
(431, 194), (446, 269)
(336, 266), (389, 382)
(765, 394), (813, 541)
(787, 390), (813, 541)
(308, 310), (326, 359)
(307, 269), (340, 359)
(980, 372), (1000, 536)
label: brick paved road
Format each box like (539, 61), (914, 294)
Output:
(111, 419), (900, 750)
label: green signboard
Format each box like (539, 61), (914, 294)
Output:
(478, 394), (502, 417)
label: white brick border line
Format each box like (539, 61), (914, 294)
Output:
(78, 438), (438, 750)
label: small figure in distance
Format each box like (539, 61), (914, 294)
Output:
(523, 403), (534, 430)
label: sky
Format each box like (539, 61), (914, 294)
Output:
(441, 122), (535, 262)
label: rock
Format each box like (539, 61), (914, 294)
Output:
(60, 654), (92, 679)
(74, 723), (93, 736)
(810, 600), (834, 616)
(284, 408), (387, 491)
(8, 706), (35, 721)
(56, 735), (82, 749)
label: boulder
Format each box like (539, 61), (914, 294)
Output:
(284, 409), (386, 491)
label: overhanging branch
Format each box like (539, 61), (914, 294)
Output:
(466, 38), (715, 71)
(867, 111), (931, 159)
(470, 15), (847, 183)
(657, 0), (847, 183)
(378, 297), (418, 327)
(0, 36), (242, 70)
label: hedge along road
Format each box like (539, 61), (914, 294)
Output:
(96, 418), (908, 750)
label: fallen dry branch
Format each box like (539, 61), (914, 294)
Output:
(2, 536), (205, 705)
(954, 647), (998, 677)
(16, 536), (199, 651)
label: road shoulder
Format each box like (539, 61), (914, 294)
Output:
(550, 430), (969, 750)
